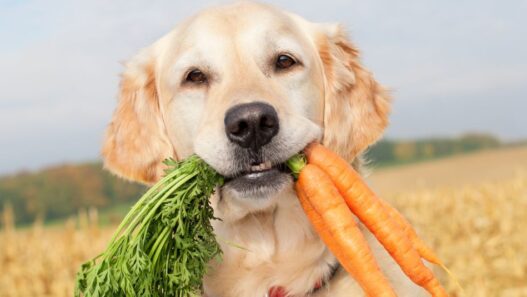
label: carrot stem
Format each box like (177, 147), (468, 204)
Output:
(286, 153), (307, 179)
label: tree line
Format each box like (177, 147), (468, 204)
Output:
(365, 133), (501, 166)
(0, 163), (145, 225)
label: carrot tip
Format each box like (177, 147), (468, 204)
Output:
(438, 263), (465, 296)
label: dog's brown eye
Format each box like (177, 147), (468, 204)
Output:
(186, 69), (207, 83)
(276, 55), (296, 70)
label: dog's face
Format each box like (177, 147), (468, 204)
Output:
(169, 5), (326, 205)
(102, 2), (390, 218)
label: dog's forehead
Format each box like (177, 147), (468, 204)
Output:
(195, 2), (291, 29)
(180, 2), (302, 47)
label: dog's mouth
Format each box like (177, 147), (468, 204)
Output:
(223, 160), (291, 195)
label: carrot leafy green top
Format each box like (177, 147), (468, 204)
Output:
(75, 155), (224, 297)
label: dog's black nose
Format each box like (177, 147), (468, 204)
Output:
(224, 102), (279, 149)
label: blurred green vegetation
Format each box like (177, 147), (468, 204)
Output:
(366, 133), (503, 167)
(0, 133), (520, 226)
(0, 163), (145, 226)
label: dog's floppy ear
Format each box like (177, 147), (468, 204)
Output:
(102, 47), (174, 184)
(317, 25), (391, 162)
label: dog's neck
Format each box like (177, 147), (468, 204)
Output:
(204, 186), (336, 297)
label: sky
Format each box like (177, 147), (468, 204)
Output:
(0, 0), (526, 174)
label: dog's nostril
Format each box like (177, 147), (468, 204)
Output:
(229, 120), (247, 135)
(238, 121), (248, 132)
(260, 115), (275, 129)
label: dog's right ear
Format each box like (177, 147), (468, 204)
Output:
(102, 47), (174, 184)
(315, 24), (391, 162)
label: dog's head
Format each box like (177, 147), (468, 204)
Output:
(102, 2), (389, 217)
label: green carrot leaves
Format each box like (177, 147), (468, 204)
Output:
(75, 155), (224, 297)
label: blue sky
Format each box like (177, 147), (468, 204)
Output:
(0, 0), (526, 174)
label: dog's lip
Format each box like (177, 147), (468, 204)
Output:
(222, 166), (290, 195)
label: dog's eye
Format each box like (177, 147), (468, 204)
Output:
(186, 69), (207, 84)
(275, 54), (296, 70)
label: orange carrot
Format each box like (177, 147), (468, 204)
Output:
(379, 200), (463, 293)
(379, 199), (442, 265)
(304, 143), (447, 297)
(295, 185), (345, 262)
(297, 164), (396, 297)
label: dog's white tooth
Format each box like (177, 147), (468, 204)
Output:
(249, 162), (272, 172)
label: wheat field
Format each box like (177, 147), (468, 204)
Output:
(1, 147), (527, 297)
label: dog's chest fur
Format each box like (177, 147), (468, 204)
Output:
(204, 186), (342, 297)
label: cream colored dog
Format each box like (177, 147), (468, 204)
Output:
(102, 2), (427, 296)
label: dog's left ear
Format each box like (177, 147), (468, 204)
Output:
(317, 25), (391, 162)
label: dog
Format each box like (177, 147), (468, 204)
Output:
(101, 2), (427, 296)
